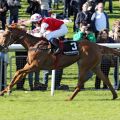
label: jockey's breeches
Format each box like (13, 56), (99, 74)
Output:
(45, 24), (68, 40)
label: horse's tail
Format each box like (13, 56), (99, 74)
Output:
(98, 45), (120, 56)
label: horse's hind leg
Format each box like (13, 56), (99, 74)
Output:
(92, 67), (118, 100)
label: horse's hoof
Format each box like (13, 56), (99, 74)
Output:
(0, 92), (4, 96)
(65, 98), (72, 101)
(7, 90), (11, 96)
(112, 94), (118, 100)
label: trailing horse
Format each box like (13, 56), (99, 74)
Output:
(0, 24), (120, 101)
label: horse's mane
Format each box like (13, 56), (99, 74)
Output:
(26, 33), (48, 43)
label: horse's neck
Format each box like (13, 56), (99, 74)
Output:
(21, 34), (40, 49)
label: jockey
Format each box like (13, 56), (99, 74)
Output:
(30, 13), (68, 54)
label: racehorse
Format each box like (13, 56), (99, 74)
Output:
(0, 24), (120, 101)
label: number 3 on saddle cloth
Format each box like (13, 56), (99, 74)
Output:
(51, 39), (79, 56)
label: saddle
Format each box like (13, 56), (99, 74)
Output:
(51, 39), (79, 56)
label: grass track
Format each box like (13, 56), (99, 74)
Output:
(0, 90), (120, 120)
(1, 1), (120, 120)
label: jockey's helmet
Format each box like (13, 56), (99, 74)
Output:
(30, 13), (42, 23)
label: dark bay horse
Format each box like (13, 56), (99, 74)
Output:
(0, 24), (120, 100)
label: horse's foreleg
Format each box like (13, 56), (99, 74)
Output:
(93, 67), (118, 100)
(0, 71), (27, 96)
(8, 72), (27, 95)
(0, 63), (37, 96)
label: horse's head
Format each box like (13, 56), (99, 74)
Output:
(0, 23), (27, 51)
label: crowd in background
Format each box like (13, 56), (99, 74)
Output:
(0, 0), (120, 91)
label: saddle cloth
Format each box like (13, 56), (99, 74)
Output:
(59, 40), (79, 56)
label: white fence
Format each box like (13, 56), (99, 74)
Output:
(8, 43), (120, 50)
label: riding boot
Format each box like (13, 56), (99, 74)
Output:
(50, 38), (61, 54)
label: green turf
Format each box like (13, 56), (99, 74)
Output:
(1, 1), (120, 120)
(1, 63), (120, 120)
(0, 90), (120, 120)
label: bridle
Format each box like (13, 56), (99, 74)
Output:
(0, 29), (51, 52)
(0, 31), (26, 51)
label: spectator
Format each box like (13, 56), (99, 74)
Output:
(0, 51), (8, 91)
(39, 0), (49, 17)
(0, 0), (8, 30)
(109, 20), (120, 89)
(14, 39), (41, 90)
(103, 0), (113, 13)
(77, 60), (93, 89)
(7, 0), (26, 90)
(7, 0), (21, 24)
(54, 69), (69, 90)
(53, 0), (59, 9)
(78, 0), (87, 11)
(43, 70), (50, 86)
(15, 52), (27, 90)
(87, 0), (96, 14)
(91, 2), (109, 38)
(95, 0), (104, 4)
(27, 20), (45, 91)
(70, 0), (87, 12)
(95, 29), (115, 89)
(73, 21), (95, 89)
(48, 0), (52, 9)
(75, 2), (92, 31)
(70, 0), (79, 31)
(28, 71), (41, 91)
(26, 0), (41, 29)
(63, 0), (71, 18)
(112, 20), (120, 42)
(113, 56), (119, 90)
(28, 8), (68, 90)
(43, 69), (69, 90)
(26, 0), (41, 15)
(0, 30), (8, 91)
(73, 21), (96, 42)
(16, 25), (45, 91)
